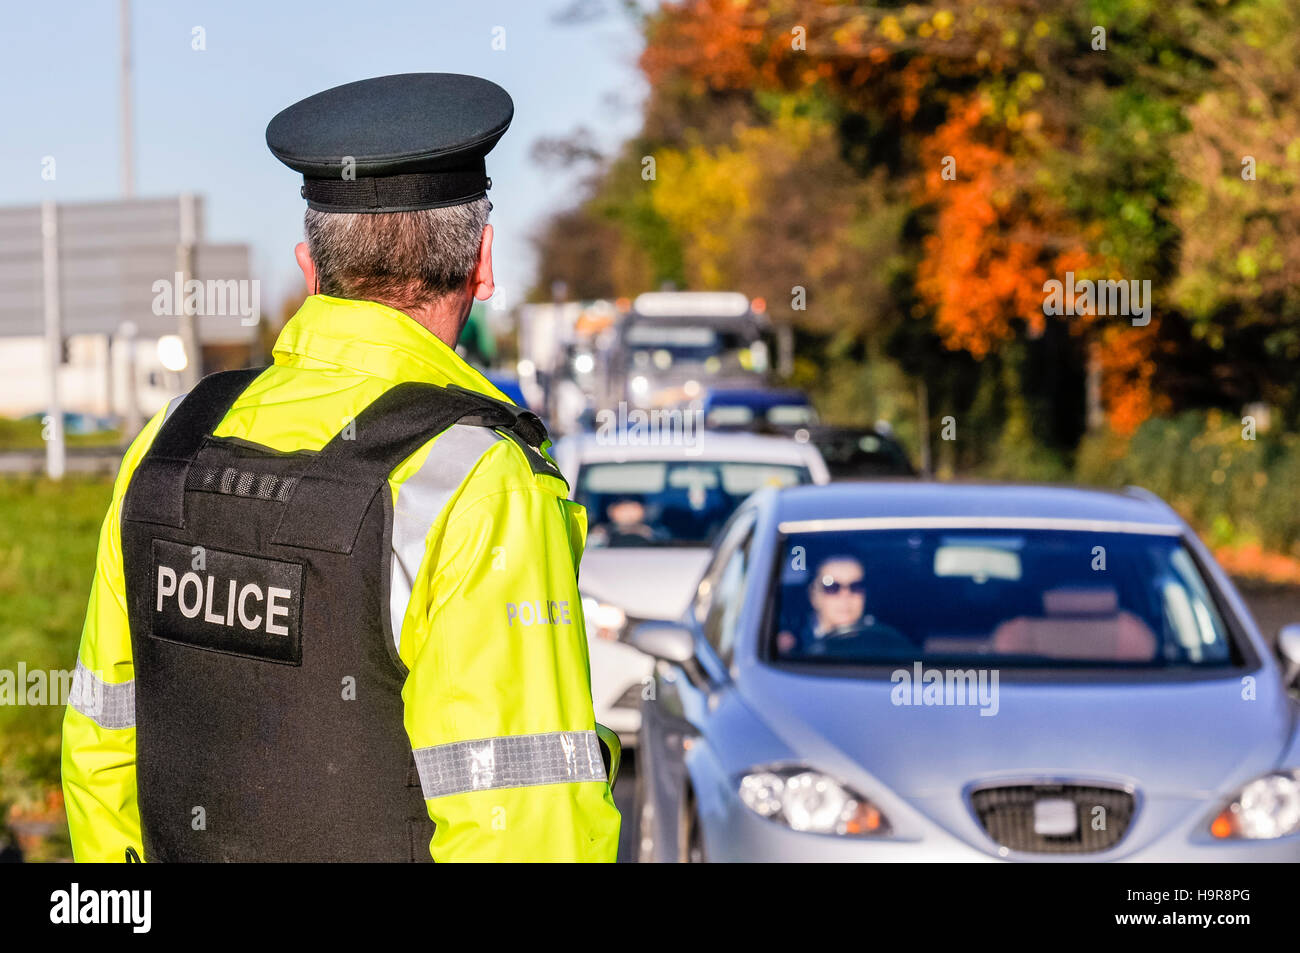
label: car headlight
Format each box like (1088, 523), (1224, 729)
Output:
(738, 766), (890, 837)
(1210, 770), (1300, 840)
(581, 595), (627, 641)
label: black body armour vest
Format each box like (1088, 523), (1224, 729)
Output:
(120, 368), (552, 862)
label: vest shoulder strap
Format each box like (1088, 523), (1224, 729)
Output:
(122, 367), (267, 527)
(124, 369), (552, 552)
(446, 384), (564, 481)
(272, 381), (555, 553)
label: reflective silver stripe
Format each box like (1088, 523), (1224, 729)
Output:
(69, 660), (135, 729)
(389, 423), (502, 652)
(413, 730), (607, 799)
(161, 393), (186, 424)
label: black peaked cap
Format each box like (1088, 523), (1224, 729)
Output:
(266, 73), (513, 213)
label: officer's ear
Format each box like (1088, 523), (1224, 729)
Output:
(295, 242), (319, 295)
(469, 225), (494, 302)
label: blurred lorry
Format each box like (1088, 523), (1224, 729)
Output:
(615, 292), (771, 409)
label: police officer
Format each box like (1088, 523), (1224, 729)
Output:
(61, 73), (621, 862)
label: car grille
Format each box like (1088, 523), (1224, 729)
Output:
(970, 783), (1135, 854)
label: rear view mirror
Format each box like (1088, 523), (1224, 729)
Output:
(1278, 625), (1300, 688)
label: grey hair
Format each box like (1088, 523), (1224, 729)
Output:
(303, 197), (490, 310)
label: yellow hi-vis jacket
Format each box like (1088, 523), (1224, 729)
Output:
(61, 294), (621, 861)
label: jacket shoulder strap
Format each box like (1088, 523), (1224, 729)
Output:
(122, 367), (267, 527)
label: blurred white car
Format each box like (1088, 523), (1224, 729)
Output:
(551, 430), (829, 743)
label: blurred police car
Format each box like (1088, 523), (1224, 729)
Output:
(694, 388), (915, 479)
(699, 387), (816, 430)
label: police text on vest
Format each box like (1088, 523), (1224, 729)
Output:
(149, 539), (304, 664)
(156, 565), (292, 636)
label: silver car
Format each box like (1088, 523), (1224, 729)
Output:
(632, 482), (1300, 861)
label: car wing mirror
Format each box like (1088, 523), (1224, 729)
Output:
(628, 621), (714, 691)
(1278, 624), (1300, 688)
(627, 621), (696, 664)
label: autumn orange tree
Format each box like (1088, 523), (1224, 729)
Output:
(535, 0), (1293, 464)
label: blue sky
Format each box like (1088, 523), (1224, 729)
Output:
(2, 0), (646, 313)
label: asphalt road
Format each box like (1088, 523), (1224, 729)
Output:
(614, 750), (638, 863)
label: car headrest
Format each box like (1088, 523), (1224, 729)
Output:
(1042, 586), (1118, 617)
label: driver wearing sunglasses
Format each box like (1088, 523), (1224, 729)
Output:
(776, 555), (912, 658)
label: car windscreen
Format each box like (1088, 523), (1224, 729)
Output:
(625, 323), (753, 371)
(771, 528), (1237, 668)
(577, 460), (809, 547)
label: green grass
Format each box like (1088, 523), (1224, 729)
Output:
(0, 418), (123, 450)
(0, 476), (113, 858)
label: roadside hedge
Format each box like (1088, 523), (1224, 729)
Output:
(1076, 410), (1300, 556)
